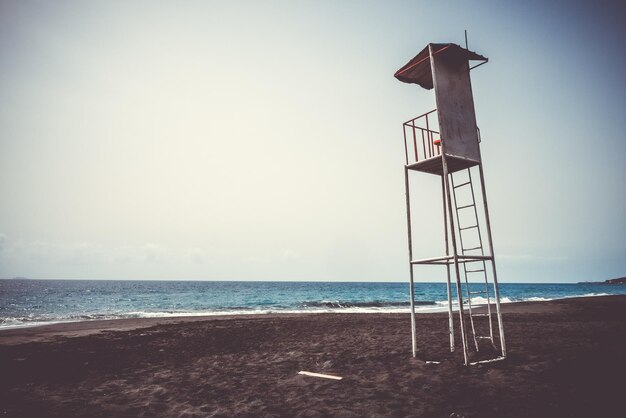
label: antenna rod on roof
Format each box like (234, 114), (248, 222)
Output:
(465, 30), (471, 72)
(466, 30), (488, 71)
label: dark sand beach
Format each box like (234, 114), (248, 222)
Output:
(1, 295), (625, 417)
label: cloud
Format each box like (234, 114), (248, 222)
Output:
(282, 249), (297, 262)
(184, 247), (204, 264)
(140, 243), (165, 263)
(0, 236), (207, 270)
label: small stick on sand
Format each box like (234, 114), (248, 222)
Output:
(298, 371), (343, 380)
(469, 356), (505, 366)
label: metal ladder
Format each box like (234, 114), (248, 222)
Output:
(450, 168), (496, 352)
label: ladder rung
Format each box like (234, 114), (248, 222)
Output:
(466, 269), (485, 273)
(454, 181), (471, 189)
(470, 290), (487, 295)
(473, 313), (490, 317)
(476, 336), (491, 339)
(463, 246), (481, 251)
(456, 204), (475, 210)
(460, 225), (478, 231)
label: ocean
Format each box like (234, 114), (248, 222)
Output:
(1, 279), (625, 329)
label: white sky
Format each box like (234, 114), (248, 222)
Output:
(1, 0), (624, 282)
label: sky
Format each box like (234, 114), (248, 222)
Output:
(0, 0), (624, 282)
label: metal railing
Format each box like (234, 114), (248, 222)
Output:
(402, 109), (441, 165)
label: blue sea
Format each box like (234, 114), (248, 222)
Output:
(1, 279), (625, 329)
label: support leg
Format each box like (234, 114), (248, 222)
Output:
(478, 163), (507, 358)
(442, 176), (455, 352)
(404, 167), (417, 357)
(442, 157), (469, 365)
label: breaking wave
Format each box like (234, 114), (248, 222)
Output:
(300, 300), (435, 309)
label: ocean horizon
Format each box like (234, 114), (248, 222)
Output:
(2, 279), (625, 329)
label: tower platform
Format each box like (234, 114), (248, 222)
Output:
(406, 154), (480, 176)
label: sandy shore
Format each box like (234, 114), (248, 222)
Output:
(1, 296), (625, 417)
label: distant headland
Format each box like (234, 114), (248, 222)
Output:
(578, 277), (626, 285)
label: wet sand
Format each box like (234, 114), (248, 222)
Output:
(1, 296), (625, 417)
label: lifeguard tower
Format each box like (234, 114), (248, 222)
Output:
(395, 42), (506, 365)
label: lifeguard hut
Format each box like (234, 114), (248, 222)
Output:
(395, 41), (506, 365)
